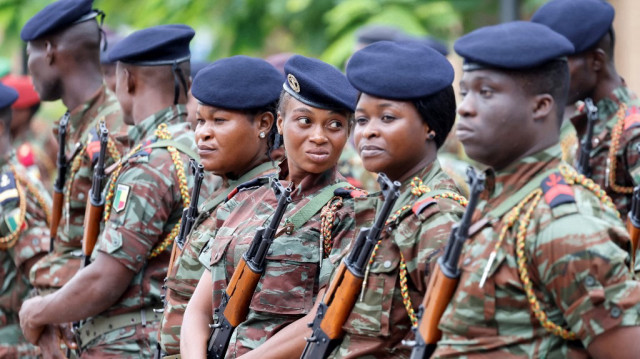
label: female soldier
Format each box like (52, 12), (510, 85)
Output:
(158, 56), (284, 356)
(182, 55), (360, 357)
(326, 41), (466, 357)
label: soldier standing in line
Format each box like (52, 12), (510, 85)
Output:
(533, 0), (640, 220)
(432, 21), (640, 358)
(21, 0), (126, 296)
(19, 24), (213, 357)
(0, 83), (55, 358)
(158, 56), (283, 357)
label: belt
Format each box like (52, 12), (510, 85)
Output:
(77, 308), (161, 349)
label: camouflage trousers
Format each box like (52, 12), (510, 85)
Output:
(79, 321), (160, 358)
(0, 324), (40, 358)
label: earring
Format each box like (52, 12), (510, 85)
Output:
(259, 132), (266, 139)
(427, 132), (435, 140)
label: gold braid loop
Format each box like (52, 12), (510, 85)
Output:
(362, 177), (468, 327)
(320, 196), (344, 258)
(559, 164), (618, 215)
(607, 103), (633, 194)
(0, 165), (27, 250)
(14, 171), (52, 227)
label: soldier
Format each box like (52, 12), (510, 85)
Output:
(432, 21), (640, 358)
(0, 83), (53, 358)
(19, 24), (212, 357)
(20, 0), (126, 304)
(182, 55), (360, 357)
(158, 56), (283, 357)
(532, 0), (640, 219)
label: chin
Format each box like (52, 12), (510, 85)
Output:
(360, 158), (386, 175)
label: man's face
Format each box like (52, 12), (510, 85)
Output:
(26, 41), (61, 101)
(456, 69), (537, 170)
(566, 52), (598, 104)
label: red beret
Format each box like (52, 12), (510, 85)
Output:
(1, 75), (40, 109)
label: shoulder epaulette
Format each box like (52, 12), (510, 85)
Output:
(17, 144), (35, 167)
(129, 138), (156, 159)
(540, 172), (575, 208)
(333, 187), (367, 199)
(86, 128), (101, 163)
(623, 106), (640, 131)
(412, 196), (437, 216)
(227, 176), (272, 201)
(0, 172), (19, 206)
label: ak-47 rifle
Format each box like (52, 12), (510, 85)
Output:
(50, 112), (71, 253)
(81, 122), (109, 267)
(206, 179), (292, 359)
(409, 166), (485, 359)
(300, 173), (401, 359)
(628, 162), (640, 271)
(576, 98), (598, 177)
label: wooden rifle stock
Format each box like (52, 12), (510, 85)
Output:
(301, 173), (401, 359)
(410, 167), (485, 359)
(49, 112), (71, 253)
(49, 191), (64, 253)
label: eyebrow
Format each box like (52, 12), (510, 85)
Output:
(355, 102), (395, 112)
(291, 107), (313, 114)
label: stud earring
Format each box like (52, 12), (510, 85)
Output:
(427, 132), (435, 140)
(259, 132), (266, 139)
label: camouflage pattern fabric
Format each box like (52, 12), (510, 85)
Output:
(330, 161), (465, 359)
(209, 163), (357, 358)
(83, 105), (212, 356)
(159, 161), (276, 354)
(0, 151), (51, 358)
(338, 140), (378, 192)
(12, 116), (58, 191)
(572, 85), (640, 219)
(30, 85), (126, 291)
(434, 145), (640, 358)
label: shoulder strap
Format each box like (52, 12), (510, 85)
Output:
(144, 139), (199, 161)
(285, 181), (350, 233)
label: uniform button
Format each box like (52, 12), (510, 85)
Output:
(463, 258), (471, 266)
(611, 306), (621, 318)
(267, 249), (273, 255)
(136, 255), (143, 262)
(53, 277), (59, 285)
(306, 252), (312, 259)
(286, 249), (293, 256)
(383, 260), (392, 268)
(32, 239), (39, 246)
(592, 138), (600, 147)
(78, 192), (85, 200)
(585, 275), (596, 286)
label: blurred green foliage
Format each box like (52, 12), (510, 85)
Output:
(1, 0), (547, 69)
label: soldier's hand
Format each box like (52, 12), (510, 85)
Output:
(37, 325), (67, 359)
(19, 296), (46, 344)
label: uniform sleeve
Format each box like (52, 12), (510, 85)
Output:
(97, 161), (178, 272)
(624, 132), (640, 185)
(533, 213), (640, 347)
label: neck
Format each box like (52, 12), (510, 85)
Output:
(60, 68), (103, 111)
(395, 146), (437, 183)
(219, 153), (271, 186)
(494, 135), (558, 171)
(132, 91), (178, 126)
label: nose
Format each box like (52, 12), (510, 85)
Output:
(457, 94), (476, 118)
(361, 119), (380, 139)
(308, 124), (328, 145)
(195, 121), (213, 144)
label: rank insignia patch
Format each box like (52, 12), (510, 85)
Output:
(114, 184), (130, 213)
(0, 172), (19, 206)
(86, 128), (101, 163)
(541, 172), (575, 208)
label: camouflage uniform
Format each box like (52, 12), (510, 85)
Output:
(12, 117), (58, 190)
(434, 145), (640, 358)
(29, 85), (125, 291)
(330, 161), (465, 359)
(159, 161), (276, 355)
(72, 105), (211, 357)
(0, 151), (51, 358)
(572, 85), (640, 219)
(208, 163), (357, 358)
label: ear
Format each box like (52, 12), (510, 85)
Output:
(276, 111), (284, 135)
(590, 49), (606, 72)
(124, 67), (136, 95)
(531, 94), (553, 121)
(45, 40), (55, 65)
(256, 111), (275, 134)
(421, 120), (434, 141)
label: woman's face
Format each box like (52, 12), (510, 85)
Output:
(277, 96), (349, 180)
(194, 103), (268, 176)
(354, 93), (431, 180)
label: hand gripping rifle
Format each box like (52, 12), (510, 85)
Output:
(50, 112), (71, 253)
(576, 98), (598, 177)
(81, 122), (109, 267)
(409, 166), (485, 359)
(300, 173), (401, 359)
(206, 178), (292, 359)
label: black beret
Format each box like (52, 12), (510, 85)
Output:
(191, 56), (283, 110)
(283, 55), (357, 112)
(107, 24), (195, 65)
(454, 21), (574, 71)
(190, 60), (210, 79)
(531, 0), (614, 54)
(0, 83), (19, 110)
(21, 0), (99, 41)
(346, 41), (454, 101)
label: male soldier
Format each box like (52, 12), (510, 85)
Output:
(19, 24), (212, 358)
(21, 0), (126, 300)
(432, 21), (640, 358)
(1, 74), (57, 188)
(532, 0), (640, 219)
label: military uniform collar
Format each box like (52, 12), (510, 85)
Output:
(66, 84), (108, 139)
(276, 159), (343, 200)
(128, 104), (187, 143)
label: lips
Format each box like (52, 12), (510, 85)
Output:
(197, 144), (217, 156)
(359, 144), (385, 158)
(455, 125), (474, 141)
(305, 148), (330, 163)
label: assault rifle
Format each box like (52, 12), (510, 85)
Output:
(300, 173), (401, 359)
(176, 159), (205, 250)
(50, 112), (70, 253)
(576, 98), (598, 177)
(409, 166), (485, 359)
(628, 182), (640, 271)
(206, 178), (292, 359)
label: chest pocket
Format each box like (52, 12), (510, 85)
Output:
(343, 238), (400, 337)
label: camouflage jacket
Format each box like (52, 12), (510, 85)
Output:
(434, 145), (640, 358)
(94, 105), (212, 319)
(159, 161), (276, 354)
(330, 161), (465, 359)
(573, 85), (640, 219)
(30, 85), (126, 290)
(209, 163), (357, 358)
(12, 116), (58, 191)
(0, 151), (50, 357)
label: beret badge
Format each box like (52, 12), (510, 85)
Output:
(287, 74), (300, 93)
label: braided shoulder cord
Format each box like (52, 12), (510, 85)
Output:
(606, 103), (633, 194)
(320, 196), (344, 257)
(0, 165), (27, 250)
(14, 170), (52, 227)
(362, 177), (468, 327)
